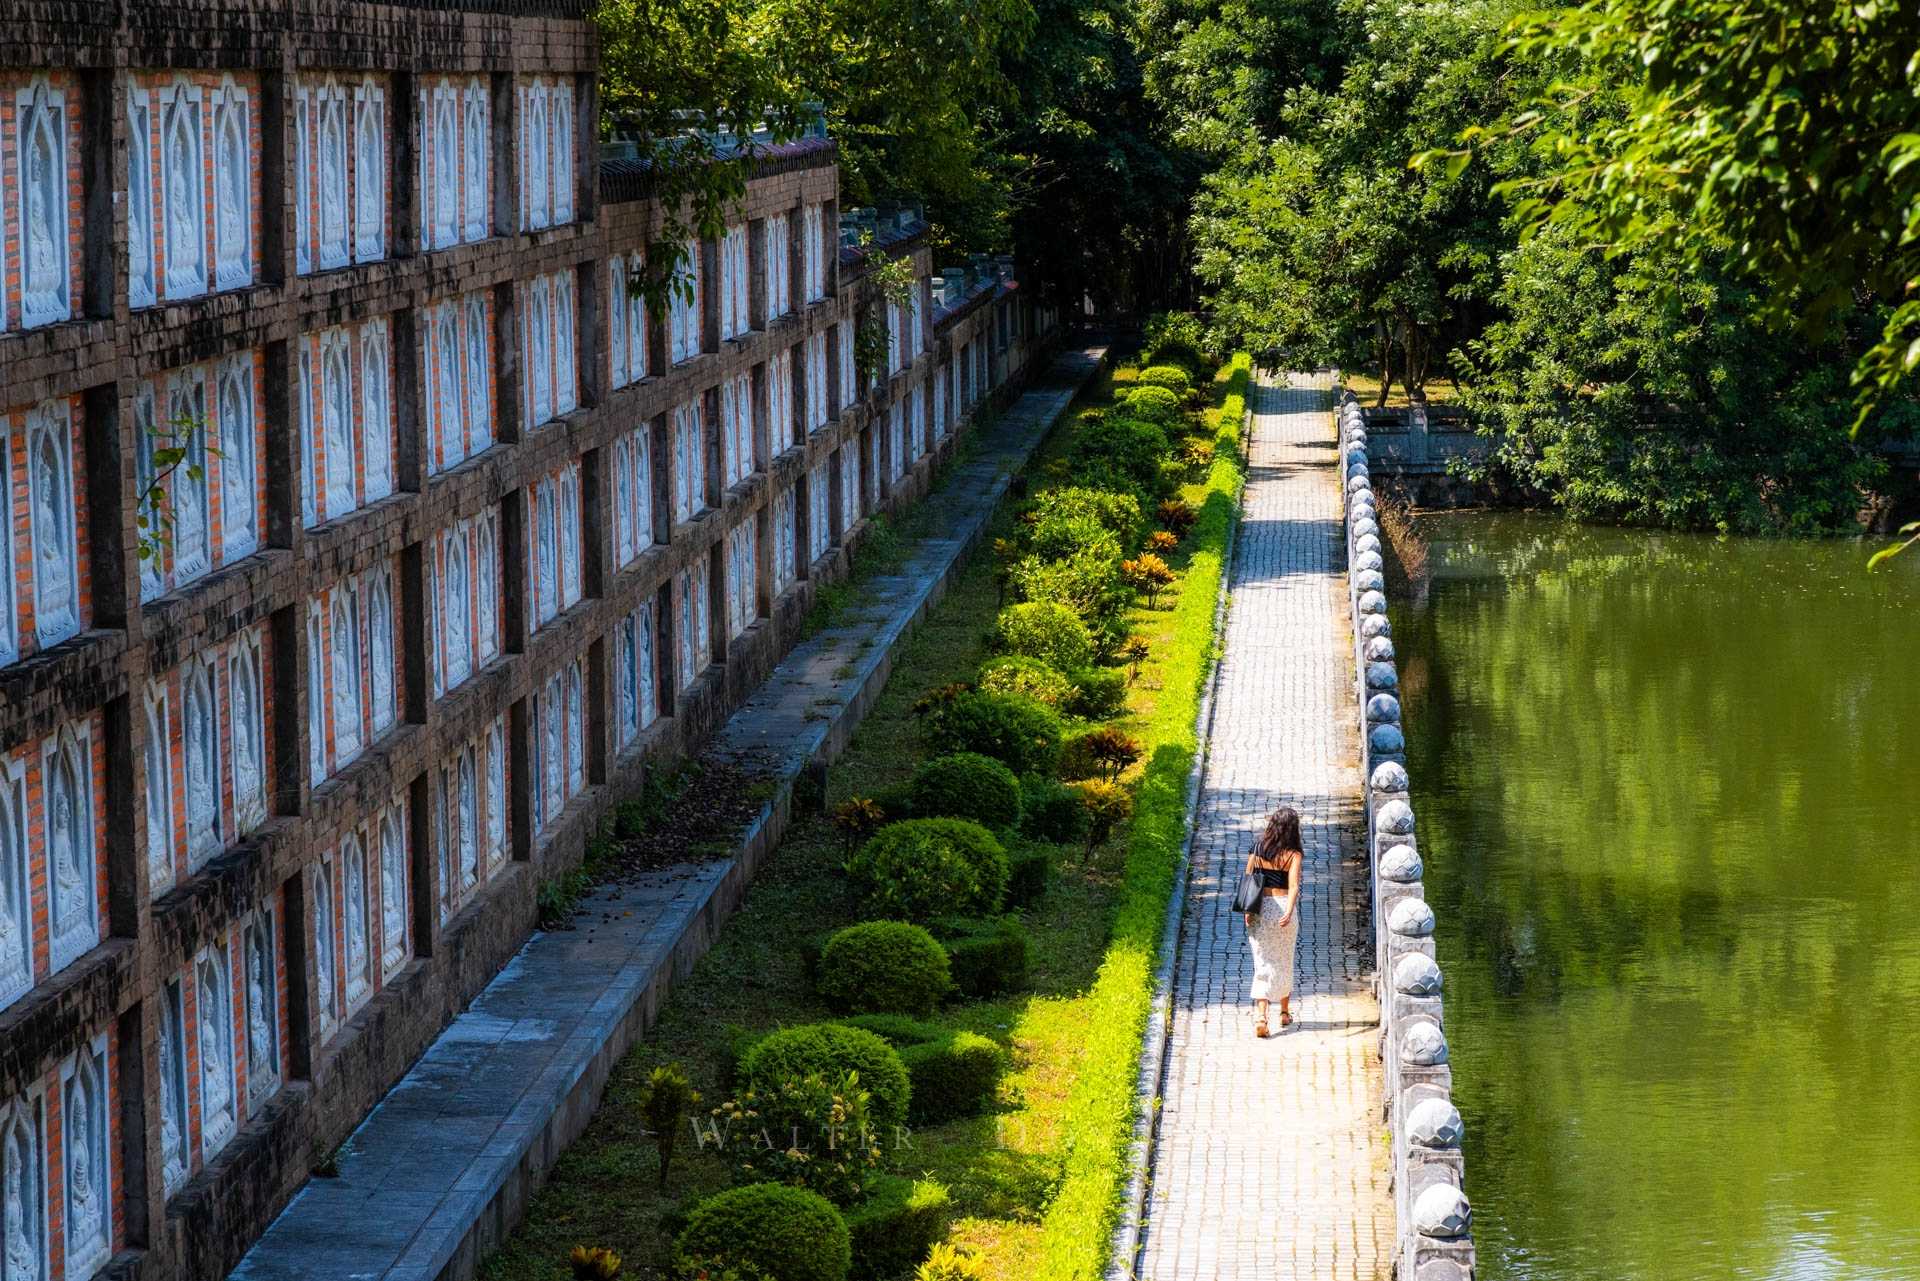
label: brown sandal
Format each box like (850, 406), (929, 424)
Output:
(1255, 1017), (1270, 1039)
(1280, 1009), (1294, 1028)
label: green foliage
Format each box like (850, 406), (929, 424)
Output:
(845, 1175), (950, 1281)
(711, 1071), (885, 1204)
(906, 753), (1024, 830)
(1122, 385), (1184, 429)
(1140, 312), (1211, 372)
(977, 655), (1075, 710)
(742, 1024), (912, 1137)
(817, 922), (954, 1016)
(1064, 666), (1128, 720)
(1008, 547), (1132, 640)
(675, 1183), (851, 1281)
(1004, 836), (1055, 905)
(1017, 778), (1091, 845)
(1136, 365), (1196, 399)
(1069, 418), (1173, 495)
(1028, 510), (1122, 563)
(845, 818), (1011, 922)
(937, 916), (1032, 999)
(900, 1032), (1004, 1126)
(838, 1012), (943, 1048)
(914, 1244), (985, 1281)
(920, 690), (1064, 779)
(1030, 486), (1145, 551)
(995, 602), (1095, 671)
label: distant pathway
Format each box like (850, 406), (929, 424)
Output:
(1134, 371), (1390, 1281)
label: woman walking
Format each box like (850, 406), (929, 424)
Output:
(1242, 806), (1303, 1037)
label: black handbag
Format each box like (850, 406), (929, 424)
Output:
(1231, 868), (1264, 915)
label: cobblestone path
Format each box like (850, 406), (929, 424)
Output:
(1134, 371), (1392, 1281)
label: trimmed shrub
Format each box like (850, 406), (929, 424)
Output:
(1027, 511), (1123, 564)
(995, 602), (1094, 671)
(1071, 418), (1170, 493)
(839, 1012), (942, 1047)
(742, 1023), (912, 1136)
(977, 655), (1074, 710)
(1005, 837), (1053, 905)
(1137, 364), (1195, 399)
(1008, 548), (1130, 634)
(1123, 385), (1183, 428)
(1064, 666), (1128, 719)
(1018, 778), (1090, 845)
(1141, 311), (1208, 371)
(712, 1070), (884, 1204)
(939, 916), (1032, 998)
(906, 753), (1022, 830)
(675, 1183), (851, 1281)
(846, 1175), (951, 1281)
(817, 922), (953, 1016)
(902, 1032), (1004, 1125)
(846, 818), (1010, 923)
(916, 1244), (986, 1281)
(1030, 486), (1144, 550)
(718, 1023), (765, 1088)
(921, 690), (1063, 779)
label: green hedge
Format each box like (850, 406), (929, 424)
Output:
(675, 1183), (851, 1281)
(905, 753), (1023, 831)
(846, 817), (1011, 922)
(901, 1031), (1004, 1126)
(938, 916), (1032, 999)
(1031, 356), (1248, 1280)
(846, 1174), (950, 1281)
(817, 921), (953, 1016)
(742, 1023), (913, 1137)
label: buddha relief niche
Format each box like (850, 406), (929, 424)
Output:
(527, 279), (553, 426)
(322, 333), (354, 518)
(332, 596), (362, 764)
(244, 913), (279, 1101)
(62, 1045), (110, 1275)
(566, 664), (584, 794)
(477, 515), (500, 663)
(555, 272), (578, 414)
(144, 689), (173, 895)
(185, 664), (221, 867)
(311, 862), (338, 1033)
(380, 808), (407, 975)
(486, 726), (507, 863)
(169, 371), (210, 583)
(27, 402), (79, 649)
(294, 85), (313, 275)
(231, 642), (265, 830)
(162, 82), (206, 298)
(534, 481), (558, 624)
(0, 424), (13, 666)
(560, 467), (581, 608)
(551, 85), (574, 224)
(362, 324), (394, 500)
(45, 728), (96, 972)
(445, 533), (471, 686)
(197, 946), (236, 1154)
(319, 89), (349, 269)
(2, 1101), (45, 1281)
(344, 837), (370, 1004)
(218, 358), (257, 559)
(354, 83), (385, 261)
(130, 87), (156, 306)
(463, 82), (488, 241)
(435, 309), (463, 464)
(0, 775), (28, 1011)
(434, 90), (459, 248)
(524, 88), (549, 230)
(457, 755), (478, 887)
(464, 297), (491, 452)
(160, 980), (190, 1193)
(18, 80), (71, 326)
(211, 82), (251, 289)
(305, 609), (327, 782)
(369, 570), (395, 733)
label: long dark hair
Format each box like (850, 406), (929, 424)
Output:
(1256, 806), (1302, 863)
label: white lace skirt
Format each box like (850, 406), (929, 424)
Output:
(1247, 906), (1298, 1001)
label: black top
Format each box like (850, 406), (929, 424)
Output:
(1256, 861), (1290, 891)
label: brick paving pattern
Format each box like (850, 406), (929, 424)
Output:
(1135, 371), (1392, 1281)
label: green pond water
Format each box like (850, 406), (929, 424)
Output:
(1391, 512), (1920, 1281)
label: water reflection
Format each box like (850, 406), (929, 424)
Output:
(1395, 512), (1920, 1281)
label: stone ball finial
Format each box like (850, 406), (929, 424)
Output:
(1393, 953), (1443, 996)
(1407, 1096), (1465, 1148)
(1379, 843), (1422, 881)
(1356, 533), (1382, 555)
(1365, 693), (1402, 724)
(1360, 614), (1392, 639)
(1358, 590), (1387, 615)
(1355, 569), (1386, 594)
(1402, 1020), (1449, 1066)
(1353, 516), (1379, 539)
(1345, 445), (1369, 467)
(1370, 760), (1409, 791)
(1348, 465), (1371, 487)
(1378, 799), (1416, 835)
(1351, 498), (1377, 519)
(1355, 550), (1385, 573)
(1365, 662), (1398, 691)
(1364, 635), (1396, 662)
(1412, 1183), (1471, 1238)
(1368, 723), (1405, 754)
(1387, 896), (1434, 937)
(1348, 474), (1372, 495)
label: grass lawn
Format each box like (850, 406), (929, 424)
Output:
(481, 354), (1249, 1281)
(1344, 372), (1460, 408)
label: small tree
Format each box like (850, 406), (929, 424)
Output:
(1121, 554), (1175, 609)
(1156, 499), (1197, 537)
(1079, 727), (1142, 782)
(639, 1064), (701, 1192)
(1147, 530), (1179, 554)
(832, 797), (886, 857)
(1077, 780), (1132, 863)
(1120, 637), (1151, 684)
(568, 1246), (623, 1280)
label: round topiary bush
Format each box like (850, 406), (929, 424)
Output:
(922, 690), (1063, 779)
(1123, 385), (1183, 428)
(996, 602), (1095, 672)
(1017, 777), (1090, 845)
(1071, 417), (1171, 492)
(1030, 487), (1144, 550)
(1137, 364), (1195, 399)
(846, 818), (1010, 923)
(743, 1023), (912, 1137)
(1064, 666), (1129, 719)
(1027, 511), (1123, 564)
(1009, 549), (1131, 635)
(906, 753), (1023, 830)
(977, 655), (1074, 709)
(675, 1183), (852, 1281)
(817, 921), (953, 1016)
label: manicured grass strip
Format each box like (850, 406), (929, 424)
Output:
(1031, 355), (1251, 1281)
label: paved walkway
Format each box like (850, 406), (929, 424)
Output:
(230, 347), (1105, 1281)
(1135, 372), (1391, 1281)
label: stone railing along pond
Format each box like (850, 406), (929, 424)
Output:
(1338, 388), (1478, 1279)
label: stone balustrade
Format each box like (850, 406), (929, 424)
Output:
(1338, 387), (1477, 1280)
